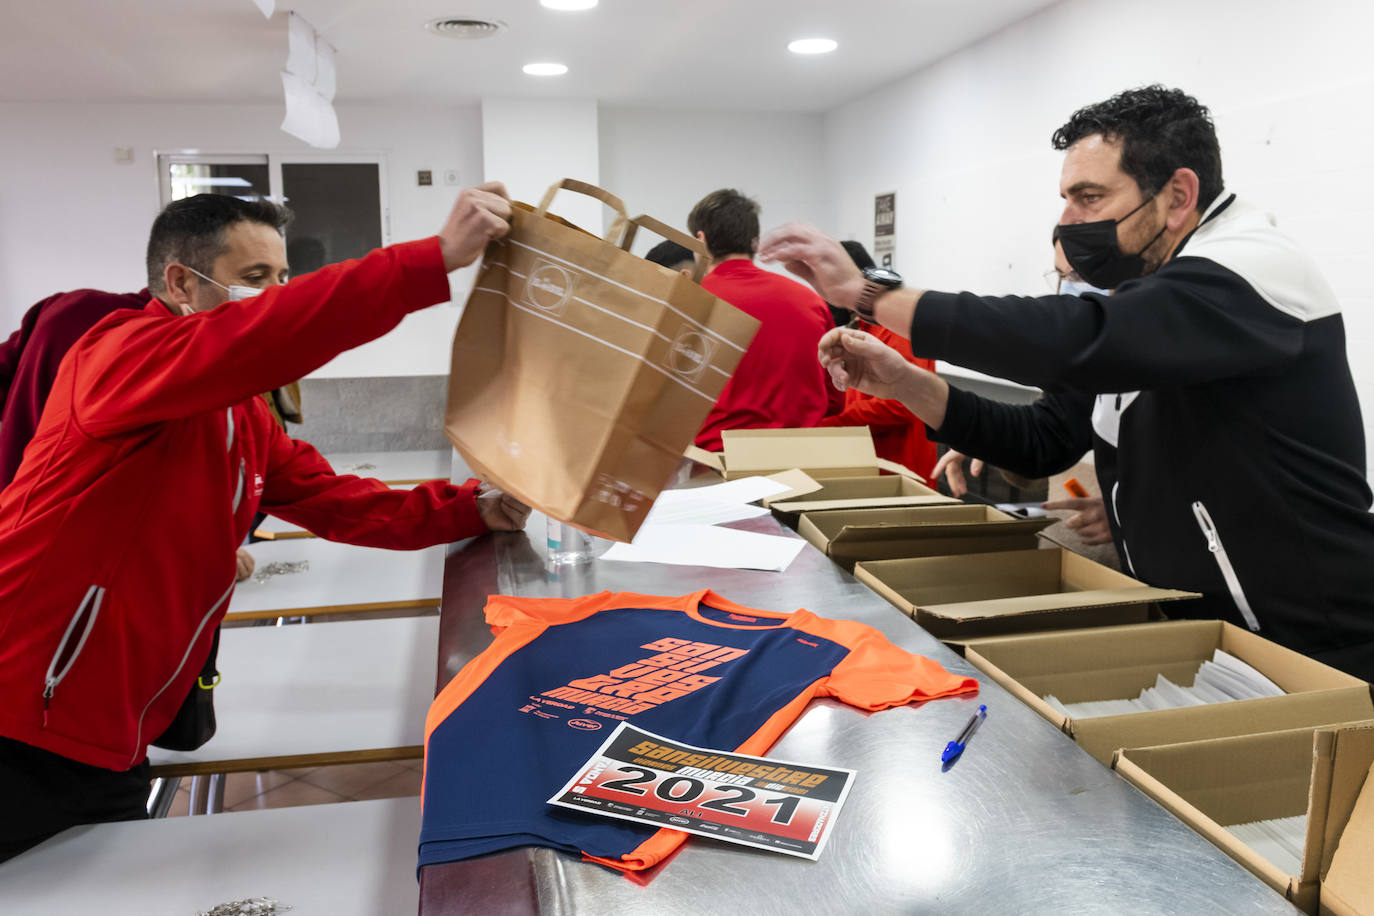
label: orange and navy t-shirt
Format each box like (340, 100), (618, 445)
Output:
(419, 589), (977, 872)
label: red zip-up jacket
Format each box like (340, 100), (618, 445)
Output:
(0, 237), (488, 771)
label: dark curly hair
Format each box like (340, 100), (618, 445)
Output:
(1052, 85), (1223, 212)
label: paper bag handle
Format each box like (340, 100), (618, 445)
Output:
(534, 179), (629, 245)
(621, 214), (708, 283)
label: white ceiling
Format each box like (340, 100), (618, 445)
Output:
(0, 0), (1060, 111)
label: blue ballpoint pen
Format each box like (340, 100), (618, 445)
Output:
(941, 704), (987, 763)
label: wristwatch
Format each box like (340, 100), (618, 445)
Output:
(852, 266), (903, 323)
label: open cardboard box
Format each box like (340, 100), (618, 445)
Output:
(1114, 723), (1374, 913)
(686, 427), (927, 482)
(797, 504), (1053, 571)
(855, 547), (1197, 639)
(684, 427), (957, 520)
(1316, 724), (1374, 916)
(764, 475), (958, 520)
(963, 620), (1374, 764)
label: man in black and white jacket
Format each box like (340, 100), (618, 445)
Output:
(759, 85), (1374, 680)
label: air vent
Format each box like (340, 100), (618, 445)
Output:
(424, 17), (507, 39)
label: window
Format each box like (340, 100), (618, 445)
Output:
(155, 152), (389, 275)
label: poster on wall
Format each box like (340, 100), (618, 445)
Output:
(874, 191), (896, 268)
(548, 723), (855, 861)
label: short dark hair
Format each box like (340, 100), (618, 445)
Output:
(687, 189), (759, 259)
(146, 194), (292, 294)
(1051, 85), (1224, 212)
(840, 240), (875, 271)
(645, 240), (695, 271)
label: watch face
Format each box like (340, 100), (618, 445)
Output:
(864, 266), (902, 286)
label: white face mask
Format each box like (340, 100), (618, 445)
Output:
(184, 266), (261, 303)
(1059, 278), (1110, 297)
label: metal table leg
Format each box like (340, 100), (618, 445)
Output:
(147, 776), (181, 818)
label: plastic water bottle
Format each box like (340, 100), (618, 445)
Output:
(547, 520), (593, 566)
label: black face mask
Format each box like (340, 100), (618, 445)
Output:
(1054, 193), (1167, 290)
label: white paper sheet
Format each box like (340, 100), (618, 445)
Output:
(280, 71), (340, 149)
(315, 39), (337, 102)
(601, 524), (805, 572)
(684, 476), (794, 505)
(252, 0), (275, 19)
(285, 12), (317, 82)
(643, 491), (771, 527)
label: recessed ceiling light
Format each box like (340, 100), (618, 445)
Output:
(788, 38), (838, 55)
(540, 0), (598, 9)
(523, 62), (569, 76)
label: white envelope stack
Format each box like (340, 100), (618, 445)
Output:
(1044, 649), (1286, 719)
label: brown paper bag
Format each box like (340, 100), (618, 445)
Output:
(445, 179), (759, 542)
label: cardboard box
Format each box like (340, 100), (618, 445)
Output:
(855, 548), (1197, 639)
(797, 504), (1053, 571)
(1316, 724), (1374, 916)
(687, 427), (928, 482)
(1114, 725), (1373, 913)
(963, 620), (1374, 764)
(764, 475), (958, 517)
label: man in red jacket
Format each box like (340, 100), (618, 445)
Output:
(687, 189), (837, 451)
(0, 185), (527, 860)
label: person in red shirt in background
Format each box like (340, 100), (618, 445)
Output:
(0, 289), (150, 489)
(687, 189), (838, 451)
(816, 241), (938, 479)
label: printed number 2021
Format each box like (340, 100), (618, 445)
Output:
(600, 766), (801, 825)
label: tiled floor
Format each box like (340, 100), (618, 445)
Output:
(163, 758), (424, 817)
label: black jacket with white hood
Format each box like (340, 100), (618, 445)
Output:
(918, 192), (1374, 678)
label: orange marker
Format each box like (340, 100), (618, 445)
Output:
(1063, 478), (1089, 499)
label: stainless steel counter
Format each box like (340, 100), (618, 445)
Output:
(421, 461), (1298, 915)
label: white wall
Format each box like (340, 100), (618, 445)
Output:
(821, 0), (1374, 462)
(598, 106), (828, 258)
(482, 98), (603, 231)
(0, 99), (484, 377)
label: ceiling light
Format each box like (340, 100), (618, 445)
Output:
(540, 0), (598, 9)
(788, 38), (838, 55)
(523, 62), (569, 76)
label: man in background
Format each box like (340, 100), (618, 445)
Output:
(0, 289), (149, 489)
(644, 239), (695, 276)
(687, 188), (836, 450)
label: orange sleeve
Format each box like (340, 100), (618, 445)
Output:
(483, 591), (619, 632)
(807, 617), (978, 708)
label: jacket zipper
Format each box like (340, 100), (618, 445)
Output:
(226, 407), (235, 450)
(129, 578), (236, 765)
(42, 585), (106, 721)
(231, 459), (246, 513)
(1110, 482), (1136, 576)
(1192, 501), (1261, 631)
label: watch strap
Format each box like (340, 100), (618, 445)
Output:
(852, 280), (886, 323)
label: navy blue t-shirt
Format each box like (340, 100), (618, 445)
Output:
(419, 590), (975, 871)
